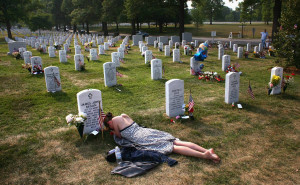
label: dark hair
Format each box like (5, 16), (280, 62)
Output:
(103, 112), (113, 129)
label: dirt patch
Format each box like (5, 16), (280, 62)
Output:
(61, 73), (103, 88)
(284, 66), (300, 75)
(0, 60), (11, 66)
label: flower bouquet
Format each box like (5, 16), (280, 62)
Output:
(66, 112), (87, 138)
(268, 75), (281, 95)
(32, 65), (44, 74)
(198, 71), (224, 82)
(253, 52), (260, 58)
(22, 63), (32, 73)
(268, 48), (275, 57)
(282, 74), (295, 92)
(12, 51), (21, 59)
(226, 65), (238, 73)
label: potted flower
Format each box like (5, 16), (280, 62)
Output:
(66, 112), (87, 138)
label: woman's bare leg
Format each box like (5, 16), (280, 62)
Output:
(173, 145), (217, 160)
(173, 140), (208, 153)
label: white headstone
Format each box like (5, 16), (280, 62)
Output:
(18, 47), (26, 58)
(146, 36), (156, 45)
(222, 55), (231, 72)
(233, 44), (238, 53)
(182, 40), (186, 47)
(270, 67), (283, 95)
(30, 56), (43, 74)
(104, 42), (109, 50)
(164, 45), (170, 56)
(75, 45), (81, 55)
(190, 57), (200, 75)
(44, 66), (61, 92)
(145, 50), (152, 64)
(111, 52), (120, 67)
(141, 45), (147, 53)
(158, 42), (163, 51)
(103, 62), (117, 87)
(151, 59), (162, 80)
(48, 46), (55, 57)
(64, 43), (69, 52)
(246, 43), (251, 52)
(259, 43), (262, 51)
(225, 72), (240, 104)
(118, 48), (124, 59)
(165, 79), (184, 117)
(8, 41), (26, 54)
(184, 45), (190, 55)
(77, 89), (103, 135)
(74, 54), (85, 71)
(229, 41), (232, 48)
(132, 35), (143, 46)
(90, 48), (98, 61)
(218, 47), (224, 60)
(171, 36), (180, 43)
(237, 47), (243, 58)
(169, 40), (173, 48)
(59, 50), (67, 63)
(158, 36), (168, 45)
(98, 45), (105, 55)
(254, 46), (258, 53)
(154, 40), (158, 48)
(23, 51), (32, 64)
(173, 49), (180, 62)
(182, 32), (192, 42)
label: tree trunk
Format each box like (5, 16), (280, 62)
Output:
(159, 21), (163, 33)
(179, 0), (185, 41)
(136, 19), (139, 31)
(64, 25), (66, 32)
(82, 22), (85, 29)
(148, 22), (150, 29)
(73, 24), (77, 33)
(86, 22), (89, 34)
(4, 16), (12, 39)
(272, 0), (282, 39)
(102, 22), (108, 36)
(250, 7), (252, 24)
(210, 9), (213, 25)
(116, 21), (119, 32)
(175, 22), (177, 28)
(131, 19), (136, 36)
(56, 24), (59, 31)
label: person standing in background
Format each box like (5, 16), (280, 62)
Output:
(261, 29), (268, 49)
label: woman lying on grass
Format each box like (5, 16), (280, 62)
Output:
(104, 112), (221, 163)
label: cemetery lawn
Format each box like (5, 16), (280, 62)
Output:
(0, 35), (299, 184)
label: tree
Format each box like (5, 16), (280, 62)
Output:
(272, 0), (282, 38)
(0, 0), (33, 39)
(262, 0), (273, 24)
(201, 0), (224, 25)
(273, 0), (300, 68)
(190, 1), (203, 29)
(239, 0), (260, 24)
(124, 0), (143, 35)
(102, 0), (124, 32)
(27, 13), (53, 33)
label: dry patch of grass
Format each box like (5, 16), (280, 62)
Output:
(0, 60), (11, 66)
(61, 72), (103, 88)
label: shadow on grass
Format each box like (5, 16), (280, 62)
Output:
(47, 91), (72, 102)
(117, 66), (129, 71)
(241, 102), (275, 116)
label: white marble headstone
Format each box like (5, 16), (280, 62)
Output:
(237, 47), (243, 58)
(173, 49), (180, 62)
(75, 45), (81, 55)
(90, 49), (98, 61)
(270, 67), (283, 95)
(103, 62), (117, 87)
(44, 66), (61, 92)
(246, 43), (251, 52)
(151, 59), (162, 80)
(59, 50), (67, 63)
(111, 52), (120, 67)
(233, 44), (238, 53)
(23, 51), (32, 64)
(190, 57), (200, 75)
(218, 47), (224, 60)
(74, 54), (85, 71)
(145, 50), (152, 64)
(48, 46), (55, 57)
(18, 47), (26, 59)
(165, 79), (184, 117)
(225, 72), (240, 104)
(77, 89), (103, 135)
(104, 42), (109, 50)
(98, 45), (105, 55)
(222, 55), (231, 72)
(165, 45), (170, 56)
(30, 56), (43, 74)
(158, 42), (163, 51)
(118, 48), (124, 59)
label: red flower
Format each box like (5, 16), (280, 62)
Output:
(291, 73), (295, 76)
(170, 119), (174, 123)
(110, 131), (114, 135)
(286, 75), (291, 79)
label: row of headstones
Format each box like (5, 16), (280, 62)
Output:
(166, 67), (283, 116)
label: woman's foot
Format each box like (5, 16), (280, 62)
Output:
(209, 148), (221, 163)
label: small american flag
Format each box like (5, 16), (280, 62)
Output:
(53, 74), (61, 87)
(152, 55), (156, 59)
(248, 81), (255, 99)
(119, 58), (125, 63)
(98, 106), (106, 129)
(162, 66), (165, 76)
(235, 63), (240, 69)
(188, 92), (194, 112)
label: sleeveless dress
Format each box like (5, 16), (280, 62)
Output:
(114, 122), (176, 154)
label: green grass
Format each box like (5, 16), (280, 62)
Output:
(0, 30), (299, 184)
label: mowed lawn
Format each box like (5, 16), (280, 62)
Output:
(0, 31), (299, 184)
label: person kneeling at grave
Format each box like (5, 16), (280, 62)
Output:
(104, 112), (221, 163)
